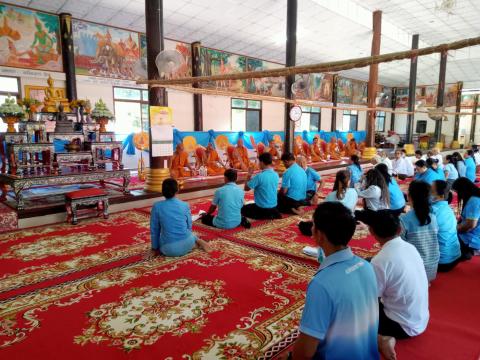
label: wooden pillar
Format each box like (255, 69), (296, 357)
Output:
(331, 75), (338, 131)
(470, 95), (479, 144)
(59, 13), (77, 101)
(390, 87), (397, 131)
(452, 81), (463, 147)
(364, 10), (382, 159)
(145, 0), (169, 192)
(406, 34), (419, 143)
(434, 50), (448, 143)
(191, 41), (203, 131)
(284, 0), (297, 153)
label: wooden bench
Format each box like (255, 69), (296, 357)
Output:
(65, 188), (109, 225)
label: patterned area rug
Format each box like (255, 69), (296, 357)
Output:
(0, 239), (314, 359)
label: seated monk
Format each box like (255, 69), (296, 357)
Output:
(337, 138), (346, 157)
(358, 141), (366, 155)
(345, 138), (359, 157)
(205, 143), (225, 176)
(328, 137), (342, 160)
(232, 139), (255, 171)
(310, 137), (326, 162)
(268, 140), (281, 164)
(293, 140), (305, 158)
(170, 143), (193, 179)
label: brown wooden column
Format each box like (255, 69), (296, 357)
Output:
(470, 95), (479, 144)
(434, 50), (448, 143)
(452, 81), (463, 147)
(331, 75), (338, 131)
(364, 10), (382, 158)
(191, 41), (203, 131)
(390, 87), (397, 131)
(145, 0), (169, 192)
(59, 13), (77, 101)
(406, 34), (419, 143)
(284, 0), (297, 153)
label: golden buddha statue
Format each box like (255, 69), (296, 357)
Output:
(43, 75), (71, 112)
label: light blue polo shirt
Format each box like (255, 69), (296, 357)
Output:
(431, 200), (461, 264)
(465, 157), (476, 182)
(247, 168), (279, 208)
(306, 167), (321, 192)
(444, 163), (458, 180)
(415, 168), (443, 184)
(325, 189), (359, 213)
(282, 163), (307, 201)
(300, 248), (379, 360)
(212, 182), (244, 229)
(389, 178), (406, 210)
(348, 164), (363, 186)
(459, 196), (480, 249)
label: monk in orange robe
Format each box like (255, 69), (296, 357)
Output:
(328, 137), (342, 160)
(345, 138), (359, 157)
(170, 143), (193, 179)
(205, 143), (225, 176)
(232, 139), (254, 171)
(293, 140), (305, 158)
(268, 140), (282, 169)
(310, 137), (326, 162)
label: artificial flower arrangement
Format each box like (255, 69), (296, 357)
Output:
(90, 99), (114, 132)
(0, 96), (25, 132)
(18, 97), (41, 120)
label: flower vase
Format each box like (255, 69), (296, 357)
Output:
(3, 116), (19, 133)
(97, 117), (109, 133)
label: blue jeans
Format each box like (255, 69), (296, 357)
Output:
(160, 233), (197, 257)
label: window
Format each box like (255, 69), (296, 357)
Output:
(416, 120), (427, 134)
(375, 111), (386, 132)
(231, 98), (261, 131)
(295, 106), (321, 132)
(342, 110), (358, 131)
(0, 76), (21, 132)
(113, 87), (149, 141)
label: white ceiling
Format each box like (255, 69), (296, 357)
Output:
(5, 0), (480, 88)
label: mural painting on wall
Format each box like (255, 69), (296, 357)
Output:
(461, 94), (477, 107)
(376, 85), (392, 108)
(199, 47), (246, 91)
(444, 83), (458, 107)
(337, 77), (367, 105)
(245, 58), (284, 97)
(137, 35), (192, 80)
(0, 4), (62, 71)
(395, 88), (409, 108)
(293, 73), (333, 102)
(72, 20), (140, 79)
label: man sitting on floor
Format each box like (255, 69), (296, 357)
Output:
(296, 155), (323, 205)
(242, 152), (282, 220)
(360, 210), (429, 360)
(392, 150), (413, 179)
(277, 152), (307, 214)
(150, 178), (210, 257)
(170, 143), (194, 179)
(293, 202), (379, 360)
(201, 168), (250, 229)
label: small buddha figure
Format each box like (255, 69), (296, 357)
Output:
(43, 75), (71, 113)
(54, 104), (73, 133)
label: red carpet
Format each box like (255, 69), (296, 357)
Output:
(0, 239), (313, 359)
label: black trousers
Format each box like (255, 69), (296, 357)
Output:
(389, 207), (405, 217)
(459, 237), (475, 260)
(241, 203), (282, 220)
(437, 257), (461, 272)
(298, 221), (313, 236)
(378, 301), (410, 339)
(201, 214), (215, 227)
(277, 193), (303, 214)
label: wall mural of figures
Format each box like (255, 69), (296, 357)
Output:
(461, 94), (477, 107)
(199, 47), (246, 91)
(72, 19), (140, 80)
(337, 77), (367, 105)
(444, 83), (459, 107)
(293, 73), (333, 102)
(395, 88), (409, 108)
(377, 86), (392, 108)
(245, 58), (285, 97)
(0, 4), (62, 71)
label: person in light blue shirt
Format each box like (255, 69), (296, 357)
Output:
(453, 177), (480, 259)
(452, 151), (467, 178)
(201, 169), (246, 229)
(376, 163), (406, 217)
(242, 152), (281, 220)
(150, 178), (210, 257)
(348, 154), (363, 188)
(277, 152), (307, 214)
(431, 180), (461, 271)
(464, 150), (477, 182)
(444, 155), (459, 190)
(400, 181), (439, 281)
(297, 156), (323, 205)
(414, 159), (443, 185)
(293, 202), (379, 360)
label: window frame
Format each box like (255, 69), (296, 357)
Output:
(375, 111), (386, 132)
(343, 109), (358, 131)
(301, 106), (321, 132)
(113, 86), (149, 136)
(231, 98), (262, 131)
(0, 75), (21, 99)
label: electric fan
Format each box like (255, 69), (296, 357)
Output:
(155, 49), (185, 79)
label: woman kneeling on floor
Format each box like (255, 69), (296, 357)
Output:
(150, 178), (211, 257)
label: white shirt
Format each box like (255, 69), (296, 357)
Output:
(392, 157), (414, 177)
(433, 154), (444, 170)
(371, 237), (429, 336)
(381, 157), (393, 175)
(356, 185), (390, 211)
(474, 152), (480, 166)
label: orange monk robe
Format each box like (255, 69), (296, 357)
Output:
(170, 151), (192, 178)
(328, 141), (342, 160)
(293, 143), (305, 157)
(206, 150), (225, 176)
(268, 146), (282, 169)
(310, 144), (325, 162)
(233, 146), (254, 171)
(345, 141), (358, 157)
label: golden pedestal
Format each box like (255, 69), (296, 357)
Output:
(435, 142), (443, 151)
(404, 144), (415, 156)
(361, 147), (377, 160)
(144, 167), (171, 193)
(3, 116), (19, 133)
(43, 101), (71, 113)
(450, 140), (460, 150)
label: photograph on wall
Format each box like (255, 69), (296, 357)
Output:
(294, 73), (333, 102)
(423, 85), (438, 107)
(245, 58), (284, 97)
(0, 4), (62, 71)
(72, 19), (140, 80)
(395, 87), (409, 108)
(198, 47), (246, 91)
